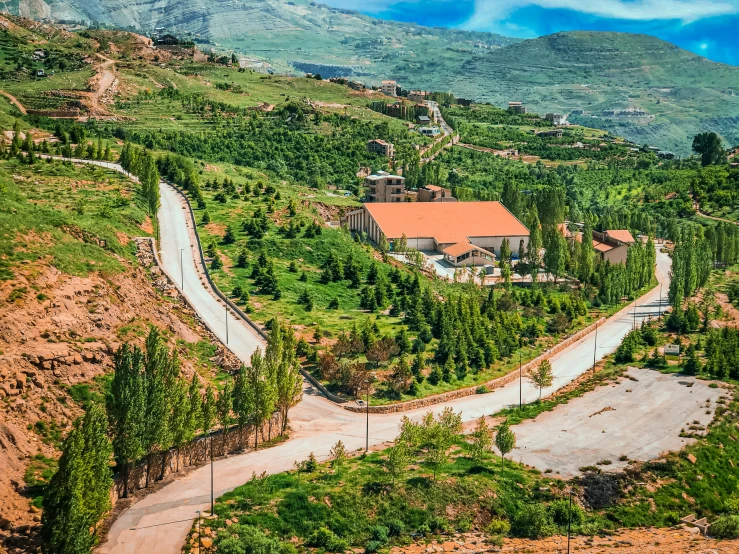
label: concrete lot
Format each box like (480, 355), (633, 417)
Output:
(511, 368), (726, 477)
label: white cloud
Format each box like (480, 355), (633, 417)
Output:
(464, 0), (739, 29)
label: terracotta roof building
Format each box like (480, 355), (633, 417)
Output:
(342, 201), (529, 264)
(592, 229), (635, 265)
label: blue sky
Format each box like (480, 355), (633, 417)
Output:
(322, 0), (739, 65)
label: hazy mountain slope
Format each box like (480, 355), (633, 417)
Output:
(12, 0), (739, 153)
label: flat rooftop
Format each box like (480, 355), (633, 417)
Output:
(364, 201), (529, 244)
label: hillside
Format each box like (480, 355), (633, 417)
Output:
(10, 1), (739, 154)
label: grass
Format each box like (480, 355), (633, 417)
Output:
(23, 453), (58, 509)
(0, 157), (151, 280)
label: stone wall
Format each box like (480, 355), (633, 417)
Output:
(110, 412), (282, 505)
(343, 317), (606, 414)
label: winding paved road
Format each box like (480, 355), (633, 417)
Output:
(53, 156), (672, 554)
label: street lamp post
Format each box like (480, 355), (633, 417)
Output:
(567, 490), (573, 553)
(519, 351), (522, 410)
(366, 386), (370, 453)
(592, 322), (598, 372)
(196, 511), (202, 554)
(210, 434), (214, 515)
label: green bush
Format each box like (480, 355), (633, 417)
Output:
(307, 526), (347, 551)
(217, 524), (297, 554)
(364, 540), (383, 553)
(486, 518), (510, 536)
(387, 519), (404, 537)
(512, 503), (556, 539)
(369, 524), (389, 543)
(711, 515), (739, 539)
(549, 499), (584, 527)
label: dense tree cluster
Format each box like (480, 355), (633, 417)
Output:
(118, 143), (160, 216)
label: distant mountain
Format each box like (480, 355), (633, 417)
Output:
(12, 0), (739, 153)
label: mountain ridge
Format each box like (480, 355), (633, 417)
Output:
(8, 0), (739, 153)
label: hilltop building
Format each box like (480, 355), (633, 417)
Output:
(545, 113), (568, 126)
(537, 129), (564, 138)
(508, 101), (526, 114)
(366, 139), (394, 158)
(417, 185), (455, 203)
(342, 201), (529, 266)
(381, 80), (398, 97)
(364, 172), (406, 203)
(408, 91), (429, 102)
(418, 126), (441, 137)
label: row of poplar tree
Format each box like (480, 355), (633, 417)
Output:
(41, 323), (302, 554)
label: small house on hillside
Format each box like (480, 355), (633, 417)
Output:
(367, 139), (394, 158)
(592, 229), (635, 265)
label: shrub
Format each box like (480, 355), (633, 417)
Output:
(549, 499), (584, 527)
(511, 503), (556, 539)
(476, 385), (489, 394)
(364, 540), (383, 553)
(711, 515), (739, 539)
(307, 527), (347, 552)
(217, 524), (296, 554)
(486, 518), (510, 536)
(370, 524), (389, 543)
(387, 519), (404, 537)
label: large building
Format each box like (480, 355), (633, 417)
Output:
(364, 172), (405, 203)
(342, 201), (529, 264)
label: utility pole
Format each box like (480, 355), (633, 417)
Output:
(180, 248), (184, 291)
(210, 434), (214, 515)
(567, 490), (573, 553)
(365, 386), (370, 453)
(633, 298), (637, 330)
(196, 511), (202, 554)
(519, 351), (522, 410)
(592, 322), (598, 372)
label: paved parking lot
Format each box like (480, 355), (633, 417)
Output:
(511, 368), (725, 477)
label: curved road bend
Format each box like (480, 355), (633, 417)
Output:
(48, 157), (672, 553)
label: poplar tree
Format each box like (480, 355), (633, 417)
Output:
(41, 403), (112, 554)
(186, 374), (203, 464)
(495, 421), (516, 468)
(232, 365), (252, 450)
(107, 344), (145, 498)
(216, 382), (233, 456)
(271, 322), (303, 434)
(247, 349), (276, 448)
(169, 376), (190, 472)
(142, 328), (170, 486)
(201, 385), (216, 461)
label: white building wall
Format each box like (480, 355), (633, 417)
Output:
(468, 235), (529, 257)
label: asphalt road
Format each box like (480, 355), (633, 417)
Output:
(44, 157), (675, 553)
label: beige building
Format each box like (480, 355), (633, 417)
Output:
(508, 101), (526, 114)
(342, 201), (529, 266)
(418, 185), (455, 203)
(408, 91), (429, 102)
(381, 80), (398, 97)
(592, 230), (635, 265)
(364, 172), (405, 203)
(366, 139), (394, 158)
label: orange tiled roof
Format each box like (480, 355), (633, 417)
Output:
(606, 230), (635, 244)
(593, 240), (615, 253)
(365, 201), (529, 244)
(424, 185), (443, 191)
(443, 242), (492, 257)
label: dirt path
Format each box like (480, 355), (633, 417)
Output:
(0, 89), (27, 115)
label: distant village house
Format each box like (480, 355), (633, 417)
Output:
(366, 139), (394, 158)
(508, 101), (526, 114)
